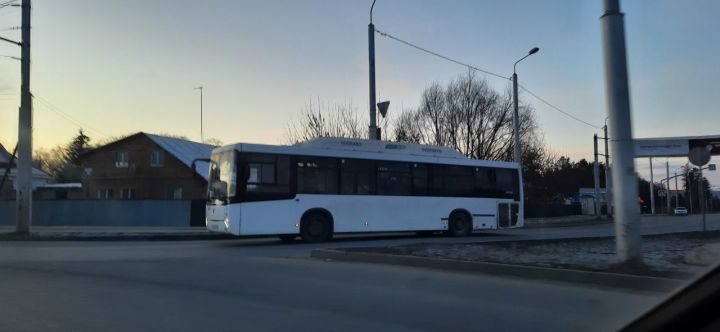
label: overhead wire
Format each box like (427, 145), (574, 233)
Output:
(374, 27), (603, 129)
(0, 0), (17, 9)
(31, 93), (107, 137)
(518, 85), (602, 129)
(374, 28), (508, 81)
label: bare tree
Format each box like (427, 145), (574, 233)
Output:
(393, 109), (423, 144)
(203, 138), (224, 146)
(285, 99), (364, 144)
(394, 72), (543, 163)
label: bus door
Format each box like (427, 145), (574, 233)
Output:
(497, 202), (520, 228)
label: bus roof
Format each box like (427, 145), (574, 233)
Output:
(213, 137), (519, 169)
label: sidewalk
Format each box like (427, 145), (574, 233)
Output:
(0, 226), (232, 241)
(525, 214), (611, 228)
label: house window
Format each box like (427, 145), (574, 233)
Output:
(115, 151), (129, 168)
(120, 188), (136, 200)
(150, 150), (164, 167)
(167, 187), (182, 200)
(97, 188), (113, 199)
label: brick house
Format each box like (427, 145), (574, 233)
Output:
(79, 133), (214, 200)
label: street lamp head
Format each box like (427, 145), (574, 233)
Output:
(514, 46), (540, 74)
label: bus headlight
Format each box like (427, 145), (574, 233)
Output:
(224, 218), (230, 229)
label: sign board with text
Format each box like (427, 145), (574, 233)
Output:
(634, 139), (689, 157)
(634, 135), (720, 158)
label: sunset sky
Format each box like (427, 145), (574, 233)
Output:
(1, 0), (718, 184)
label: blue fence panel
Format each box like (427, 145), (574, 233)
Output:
(0, 200), (193, 227)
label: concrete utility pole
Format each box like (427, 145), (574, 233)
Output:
(367, 0), (378, 140)
(687, 165), (693, 214)
(699, 168), (706, 231)
(594, 134), (601, 218)
(604, 124), (612, 217)
(16, 0), (32, 234)
(675, 172), (679, 208)
(649, 157), (655, 215)
(666, 161), (670, 214)
(601, 0), (641, 263)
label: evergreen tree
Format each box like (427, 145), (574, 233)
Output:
(64, 129), (90, 166)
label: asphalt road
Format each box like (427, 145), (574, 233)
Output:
(1, 214), (714, 332)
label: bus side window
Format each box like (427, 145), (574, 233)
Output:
(429, 164), (444, 195)
(340, 159), (375, 195)
(244, 154), (290, 194)
(376, 161), (411, 196)
(475, 167), (498, 198)
(297, 156), (338, 194)
(412, 163), (428, 196)
(496, 168), (515, 199)
(443, 165), (474, 197)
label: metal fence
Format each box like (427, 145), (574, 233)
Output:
(0, 200), (205, 227)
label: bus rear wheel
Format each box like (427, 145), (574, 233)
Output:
(300, 212), (332, 243)
(447, 211), (472, 237)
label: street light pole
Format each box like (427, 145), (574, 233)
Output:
(512, 47), (539, 164)
(601, 0), (641, 263)
(194, 86), (203, 143)
(367, 0), (378, 140)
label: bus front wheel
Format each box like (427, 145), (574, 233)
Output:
(447, 211), (472, 237)
(300, 212), (333, 243)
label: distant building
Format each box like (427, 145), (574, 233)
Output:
(79, 132), (214, 200)
(35, 183), (84, 200)
(0, 143), (51, 200)
(576, 187), (607, 215)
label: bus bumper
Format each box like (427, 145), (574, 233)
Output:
(206, 218), (230, 234)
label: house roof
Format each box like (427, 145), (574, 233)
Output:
(0, 143), (49, 180)
(0, 143), (13, 164)
(144, 133), (215, 180)
(37, 183), (82, 189)
(7, 167), (51, 180)
(80, 132), (216, 180)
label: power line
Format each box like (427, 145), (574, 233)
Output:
(31, 93), (107, 137)
(374, 27), (603, 130)
(518, 85), (603, 129)
(374, 28), (509, 81)
(0, 54), (20, 60)
(0, 0), (18, 8)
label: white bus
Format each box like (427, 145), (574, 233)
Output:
(205, 138), (522, 242)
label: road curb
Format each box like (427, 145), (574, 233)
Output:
(525, 220), (612, 228)
(311, 249), (684, 292)
(0, 232), (235, 241)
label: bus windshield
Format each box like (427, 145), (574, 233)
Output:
(207, 150), (236, 204)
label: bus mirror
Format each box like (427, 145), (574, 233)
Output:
(212, 180), (228, 198)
